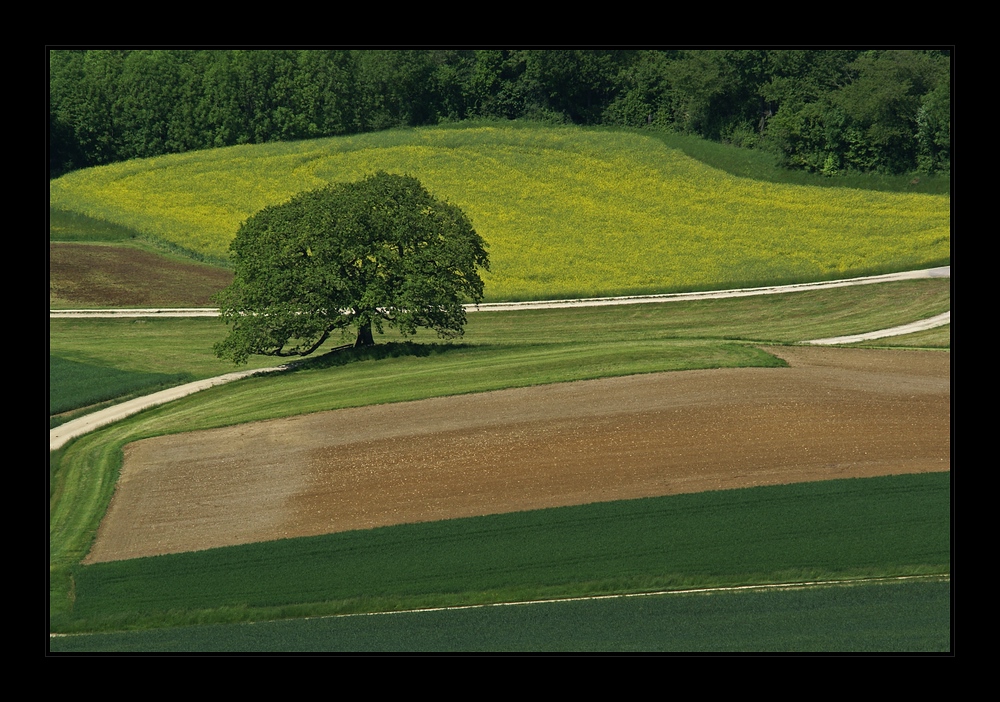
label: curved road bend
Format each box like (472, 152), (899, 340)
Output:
(49, 266), (950, 451)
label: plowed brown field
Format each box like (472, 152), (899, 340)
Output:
(85, 346), (950, 564)
(49, 243), (232, 308)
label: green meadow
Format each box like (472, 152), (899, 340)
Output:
(49, 123), (950, 301)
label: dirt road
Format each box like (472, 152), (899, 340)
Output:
(49, 265), (951, 318)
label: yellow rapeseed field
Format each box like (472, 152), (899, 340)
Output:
(50, 124), (950, 301)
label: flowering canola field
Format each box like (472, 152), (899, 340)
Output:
(50, 125), (950, 301)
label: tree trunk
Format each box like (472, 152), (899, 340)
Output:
(355, 321), (374, 347)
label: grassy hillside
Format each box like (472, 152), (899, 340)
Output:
(49, 123), (950, 301)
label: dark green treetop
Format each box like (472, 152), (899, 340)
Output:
(214, 171), (489, 364)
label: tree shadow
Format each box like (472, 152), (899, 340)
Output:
(283, 341), (474, 373)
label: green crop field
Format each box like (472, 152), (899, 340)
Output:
(50, 576), (950, 653)
(49, 123), (950, 301)
(49, 355), (192, 417)
(52, 473), (949, 639)
(49, 123), (950, 652)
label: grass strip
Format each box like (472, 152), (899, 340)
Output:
(643, 127), (950, 195)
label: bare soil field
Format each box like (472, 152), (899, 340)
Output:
(49, 243), (232, 308)
(85, 346), (950, 564)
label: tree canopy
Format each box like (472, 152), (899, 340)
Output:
(51, 49), (950, 178)
(213, 172), (490, 364)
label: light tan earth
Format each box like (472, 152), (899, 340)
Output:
(84, 346), (950, 564)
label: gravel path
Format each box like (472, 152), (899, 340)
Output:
(49, 365), (290, 451)
(49, 266), (950, 318)
(805, 311), (951, 345)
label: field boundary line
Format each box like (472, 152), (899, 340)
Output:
(466, 266), (950, 312)
(319, 573), (951, 620)
(48, 574), (950, 637)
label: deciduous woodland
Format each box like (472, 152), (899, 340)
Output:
(50, 49), (950, 178)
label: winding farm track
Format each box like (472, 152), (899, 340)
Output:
(49, 266), (950, 452)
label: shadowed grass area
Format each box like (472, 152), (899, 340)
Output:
(289, 340), (474, 371)
(49, 207), (230, 266)
(642, 128), (951, 195)
(49, 208), (144, 243)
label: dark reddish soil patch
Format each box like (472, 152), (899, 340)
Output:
(49, 243), (232, 308)
(86, 347), (950, 564)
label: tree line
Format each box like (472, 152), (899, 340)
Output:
(49, 49), (951, 179)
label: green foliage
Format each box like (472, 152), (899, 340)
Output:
(602, 50), (678, 128)
(518, 49), (625, 124)
(50, 49), (951, 178)
(354, 50), (439, 130)
(214, 172), (490, 363)
(917, 79), (951, 175)
(767, 50), (950, 176)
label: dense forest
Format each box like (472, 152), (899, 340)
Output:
(49, 49), (951, 179)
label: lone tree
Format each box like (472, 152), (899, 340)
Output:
(214, 172), (490, 364)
